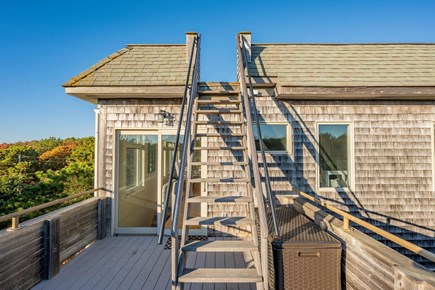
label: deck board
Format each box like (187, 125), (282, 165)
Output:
(215, 237), (227, 290)
(97, 236), (153, 290)
(73, 236), (141, 289)
(32, 236), (257, 290)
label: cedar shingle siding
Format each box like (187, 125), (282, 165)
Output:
(255, 91), (435, 269)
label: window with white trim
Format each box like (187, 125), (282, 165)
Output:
(318, 124), (351, 188)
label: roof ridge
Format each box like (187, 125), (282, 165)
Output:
(63, 46), (132, 87)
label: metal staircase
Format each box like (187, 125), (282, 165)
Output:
(158, 33), (279, 290)
(176, 85), (264, 288)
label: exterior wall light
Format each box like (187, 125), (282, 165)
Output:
(156, 110), (174, 126)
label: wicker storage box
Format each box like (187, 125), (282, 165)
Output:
(270, 207), (342, 290)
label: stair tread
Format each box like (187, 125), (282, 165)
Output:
(185, 217), (255, 226)
(187, 196), (253, 203)
(196, 109), (242, 114)
(252, 82), (276, 88)
(189, 178), (249, 183)
(193, 146), (247, 150)
(197, 100), (241, 104)
(198, 90), (240, 95)
(178, 268), (261, 283)
(182, 240), (257, 252)
(191, 161), (248, 166)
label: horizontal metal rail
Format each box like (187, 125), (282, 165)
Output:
(294, 189), (435, 263)
(0, 187), (105, 230)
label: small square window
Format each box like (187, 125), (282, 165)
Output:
(253, 124), (288, 152)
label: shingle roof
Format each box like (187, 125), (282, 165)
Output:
(248, 44), (435, 87)
(63, 45), (188, 87)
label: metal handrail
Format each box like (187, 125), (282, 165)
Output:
(160, 178), (178, 230)
(237, 33), (273, 289)
(295, 189), (435, 263)
(169, 34), (200, 287)
(0, 187), (105, 230)
(158, 34), (198, 244)
(171, 35), (200, 237)
(237, 34), (280, 238)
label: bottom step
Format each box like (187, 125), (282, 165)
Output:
(178, 268), (262, 283)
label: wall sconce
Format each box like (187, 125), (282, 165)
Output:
(156, 110), (174, 126)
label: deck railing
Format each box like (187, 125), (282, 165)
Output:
(293, 188), (435, 263)
(0, 187), (107, 289)
(0, 187), (105, 231)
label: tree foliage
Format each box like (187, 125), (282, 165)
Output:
(0, 137), (95, 228)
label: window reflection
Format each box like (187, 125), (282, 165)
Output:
(319, 125), (350, 188)
(118, 134), (158, 228)
(253, 124), (287, 151)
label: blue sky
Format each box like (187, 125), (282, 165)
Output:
(1, 0), (435, 142)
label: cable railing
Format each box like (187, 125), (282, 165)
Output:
(158, 34), (200, 245)
(237, 33), (280, 238)
(294, 188), (435, 263)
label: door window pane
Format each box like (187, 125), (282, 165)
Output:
(118, 134), (158, 228)
(253, 124), (287, 151)
(161, 135), (182, 230)
(319, 125), (350, 188)
(126, 148), (141, 189)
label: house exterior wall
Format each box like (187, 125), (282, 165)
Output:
(253, 86), (435, 269)
(96, 97), (253, 238)
(96, 92), (435, 268)
(96, 98), (184, 236)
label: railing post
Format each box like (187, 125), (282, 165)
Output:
(97, 198), (106, 240)
(43, 216), (60, 280)
(343, 217), (350, 231)
(8, 216), (20, 231)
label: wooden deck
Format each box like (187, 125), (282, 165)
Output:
(33, 236), (257, 290)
